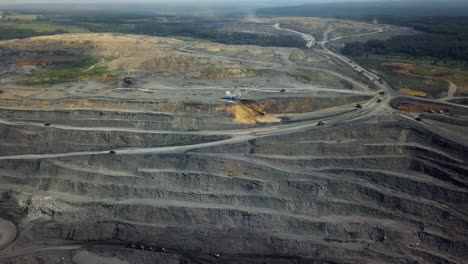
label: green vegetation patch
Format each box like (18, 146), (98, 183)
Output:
(289, 70), (351, 88)
(1, 22), (89, 33)
(410, 65), (468, 82)
(168, 36), (213, 43)
(3, 14), (39, 21)
(409, 65), (468, 96)
(341, 17), (468, 63)
(0, 11), (305, 47)
(79, 23), (135, 33)
(289, 49), (309, 63)
(327, 62), (364, 84)
(260, 49), (281, 61)
(393, 74), (448, 98)
(302, 71), (336, 83)
(0, 21), (89, 40)
(22, 58), (115, 86)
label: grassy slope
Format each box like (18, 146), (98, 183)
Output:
(0, 14), (90, 40)
(22, 58), (114, 86)
(409, 65), (468, 96)
(3, 14), (39, 21)
(289, 70), (352, 89)
(0, 22), (89, 33)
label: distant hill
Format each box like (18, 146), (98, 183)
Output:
(256, 1), (468, 18)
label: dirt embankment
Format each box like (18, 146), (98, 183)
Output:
(0, 96), (221, 113)
(219, 103), (281, 124)
(219, 95), (371, 124)
(195, 68), (258, 79)
(397, 104), (443, 113)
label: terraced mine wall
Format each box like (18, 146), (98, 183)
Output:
(1, 117), (467, 264)
(0, 98), (219, 113)
(0, 126), (228, 155)
(0, 107), (240, 131)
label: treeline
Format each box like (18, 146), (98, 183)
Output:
(50, 13), (306, 48)
(0, 11), (306, 48)
(201, 32), (305, 48)
(342, 17), (468, 61)
(370, 16), (468, 35)
(342, 35), (468, 61)
(132, 22), (305, 47)
(0, 27), (66, 40)
(256, 2), (468, 18)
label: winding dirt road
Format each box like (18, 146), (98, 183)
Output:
(273, 23), (316, 48)
(318, 25), (389, 94)
(0, 218), (16, 252)
(176, 42), (370, 91)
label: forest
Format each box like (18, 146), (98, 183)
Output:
(257, 1), (468, 17)
(341, 17), (468, 62)
(257, 2), (468, 62)
(0, 27), (67, 40)
(131, 22), (305, 47)
(0, 12), (305, 48)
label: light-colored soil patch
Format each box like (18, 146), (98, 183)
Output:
(219, 95), (370, 124)
(193, 42), (283, 63)
(196, 68), (258, 79)
(400, 88), (426, 97)
(219, 103), (280, 124)
(397, 104), (443, 112)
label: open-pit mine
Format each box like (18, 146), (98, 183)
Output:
(0, 17), (467, 264)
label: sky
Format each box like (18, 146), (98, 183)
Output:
(0, 0), (463, 5)
(0, 0), (396, 3)
(0, 0), (384, 9)
(1, 0), (465, 11)
(1, 0), (466, 18)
